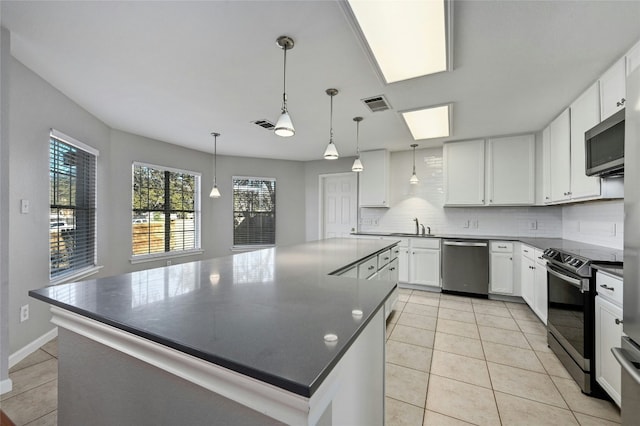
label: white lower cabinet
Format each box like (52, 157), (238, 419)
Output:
(490, 241), (515, 295)
(520, 245), (547, 324)
(595, 271), (623, 406)
(410, 247), (441, 287)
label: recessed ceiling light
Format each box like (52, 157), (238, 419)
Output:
(402, 105), (451, 140)
(347, 0), (450, 83)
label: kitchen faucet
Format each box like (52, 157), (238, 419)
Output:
(413, 217), (419, 235)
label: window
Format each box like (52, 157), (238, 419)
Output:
(132, 163), (201, 259)
(233, 177), (276, 246)
(49, 129), (98, 281)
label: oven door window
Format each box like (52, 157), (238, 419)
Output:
(547, 269), (587, 359)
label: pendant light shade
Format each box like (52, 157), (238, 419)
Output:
(210, 132), (221, 198)
(274, 36), (295, 137)
(352, 116), (364, 172)
(324, 88), (340, 160)
(410, 143), (419, 184)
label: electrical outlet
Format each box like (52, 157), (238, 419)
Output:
(463, 220), (470, 228)
(166, 260), (172, 266)
(472, 220), (479, 229)
(529, 221), (538, 230)
(20, 304), (29, 322)
(20, 199), (30, 214)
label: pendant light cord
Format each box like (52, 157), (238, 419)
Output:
(213, 134), (218, 186)
(329, 93), (334, 143)
(356, 120), (360, 157)
(412, 146), (416, 174)
(281, 46), (288, 111)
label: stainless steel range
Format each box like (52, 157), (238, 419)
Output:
(542, 247), (605, 397)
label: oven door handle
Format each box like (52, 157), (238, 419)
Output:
(546, 265), (585, 290)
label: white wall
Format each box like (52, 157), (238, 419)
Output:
(359, 147), (564, 237)
(562, 199), (624, 249)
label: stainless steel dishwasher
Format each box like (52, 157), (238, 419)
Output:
(442, 239), (489, 296)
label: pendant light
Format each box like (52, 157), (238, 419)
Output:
(352, 117), (364, 172)
(410, 143), (419, 184)
(323, 88), (339, 160)
(209, 132), (221, 198)
(274, 36), (295, 137)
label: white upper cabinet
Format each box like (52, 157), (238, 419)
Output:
(487, 135), (535, 205)
(570, 82), (601, 200)
(549, 109), (571, 202)
(444, 139), (485, 206)
(541, 126), (552, 204)
(358, 150), (390, 208)
(599, 57), (626, 121)
(627, 39), (640, 76)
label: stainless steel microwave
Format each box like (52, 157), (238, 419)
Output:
(585, 108), (625, 177)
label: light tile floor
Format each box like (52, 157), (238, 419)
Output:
(0, 289), (622, 425)
(386, 289), (621, 426)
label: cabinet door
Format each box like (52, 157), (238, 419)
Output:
(398, 246), (409, 283)
(570, 83), (601, 200)
(358, 150), (390, 207)
(595, 296), (623, 406)
(444, 140), (485, 206)
(542, 126), (552, 204)
(534, 250), (548, 325)
(600, 57), (626, 121)
(487, 135), (535, 205)
(628, 39), (640, 76)
(410, 248), (440, 287)
(490, 252), (514, 294)
(377, 263), (391, 282)
(521, 256), (535, 307)
(549, 109), (571, 202)
(388, 258), (400, 283)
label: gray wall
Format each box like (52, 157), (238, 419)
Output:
(8, 55), (112, 353)
(4, 52), (309, 357)
(1, 27), (11, 390)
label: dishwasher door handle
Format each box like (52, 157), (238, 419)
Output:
(444, 241), (488, 247)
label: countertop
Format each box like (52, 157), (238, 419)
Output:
(30, 238), (398, 398)
(593, 263), (624, 279)
(352, 233), (623, 263)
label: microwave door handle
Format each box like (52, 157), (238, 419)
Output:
(546, 265), (584, 290)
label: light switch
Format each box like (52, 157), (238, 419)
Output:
(20, 199), (30, 214)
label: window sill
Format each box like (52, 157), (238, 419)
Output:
(50, 265), (104, 286)
(130, 249), (204, 265)
(230, 245), (275, 253)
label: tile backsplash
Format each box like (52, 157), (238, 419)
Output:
(358, 147), (623, 249)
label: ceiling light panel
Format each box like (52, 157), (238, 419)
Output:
(348, 0), (448, 83)
(402, 105), (450, 140)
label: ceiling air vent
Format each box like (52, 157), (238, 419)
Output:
(252, 119), (275, 130)
(362, 95), (391, 112)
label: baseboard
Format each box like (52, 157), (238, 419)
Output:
(0, 377), (13, 395)
(8, 327), (58, 369)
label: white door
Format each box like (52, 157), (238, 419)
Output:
(321, 173), (357, 239)
(410, 248), (440, 287)
(490, 252), (514, 294)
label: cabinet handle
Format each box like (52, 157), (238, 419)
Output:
(616, 318), (623, 325)
(545, 196), (549, 200)
(524, 249), (529, 253)
(368, 265), (375, 270)
(412, 251), (416, 255)
(538, 256), (543, 260)
(617, 98), (626, 107)
(498, 245), (507, 248)
(384, 257), (389, 260)
(390, 267), (396, 271)
(510, 257), (512, 261)
(600, 284), (615, 291)
(490, 199), (493, 203)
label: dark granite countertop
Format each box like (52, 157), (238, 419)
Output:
(30, 238), (398, 398)
(351, 233), (623, 263)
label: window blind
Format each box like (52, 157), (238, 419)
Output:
(49, 131), (97, 280)
(233, 177), (276, 246)
(132, 163), (201, 257)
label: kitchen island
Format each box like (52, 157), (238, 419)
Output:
(29, 238), (398, 426)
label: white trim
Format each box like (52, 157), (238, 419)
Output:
(130, 249), (204, 264)
(0, 378), (12, 395)
(132, 161), (202, 177)
(50, 307), (312, 425)
(50, 265), (103, 286)
(9, 327), (58, 368)
(50, 128), (99, 157)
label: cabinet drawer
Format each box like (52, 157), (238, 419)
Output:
(378, 249), (392, 268)
(358, 256), (378, 279)
(491, 241), (513, 253)
(390, 245), (401, 261)
(411, 238), (440, 249)
(596, 271), (623, 307)
(535, 249), (546, 267)
(520, 244), (534, 259)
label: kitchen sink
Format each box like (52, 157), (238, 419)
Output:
(388, 233), (437, 238)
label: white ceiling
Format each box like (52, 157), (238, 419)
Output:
(2, 1), (640, 161)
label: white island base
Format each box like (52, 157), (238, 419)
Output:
(51, 306), (386, 426)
